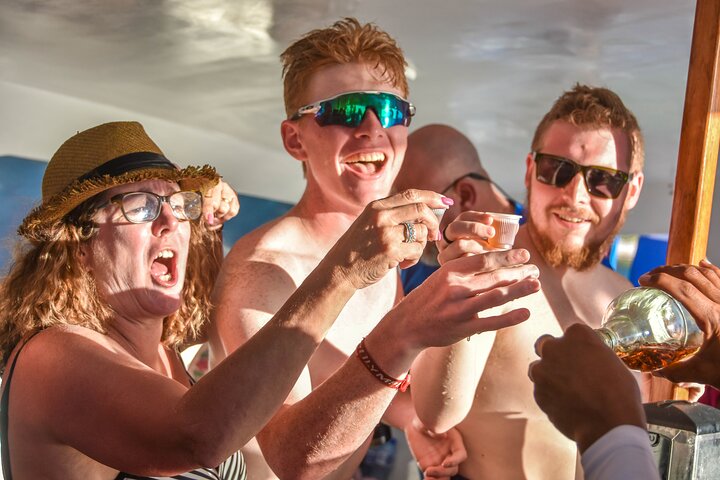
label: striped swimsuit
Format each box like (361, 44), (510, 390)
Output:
(1, 336), (246, 480)
(114, 454), (246, 480)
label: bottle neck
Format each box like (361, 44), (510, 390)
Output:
(595, 327), (618, 350)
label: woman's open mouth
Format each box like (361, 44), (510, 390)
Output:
(150, 249), (178, 287)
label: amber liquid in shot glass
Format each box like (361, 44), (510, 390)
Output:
(485, 213), (522, 250)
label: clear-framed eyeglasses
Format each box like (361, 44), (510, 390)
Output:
(95, 191), (203, 224)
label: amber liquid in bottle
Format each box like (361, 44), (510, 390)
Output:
(598, 287), (702, 372)
(616, 343), (701, 372)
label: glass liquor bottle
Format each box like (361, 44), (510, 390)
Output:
(596, 287), (703, 372)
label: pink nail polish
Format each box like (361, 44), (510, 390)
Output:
(206, 213), (214, 224)
(436, 231), (442, 241)
(441, 196), (454, 206)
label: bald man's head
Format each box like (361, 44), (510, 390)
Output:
(393, 124), (489, 193)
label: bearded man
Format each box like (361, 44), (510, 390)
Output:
(409, 84), (650, 480)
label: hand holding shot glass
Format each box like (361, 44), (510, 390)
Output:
(435, 210), (537, 342)
(484, 212), (522, 250)
(438, 211), (522, 264)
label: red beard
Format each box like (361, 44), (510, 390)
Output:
(525, 190), (627, 271)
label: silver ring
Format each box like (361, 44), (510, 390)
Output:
(402, 222), (416, 243)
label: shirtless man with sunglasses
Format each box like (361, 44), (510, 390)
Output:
(411, 84), (656, 479)
(208, 18), (541, 480)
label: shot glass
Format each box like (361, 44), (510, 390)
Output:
(431, 208), (447, 241)
(484, 212), (522, 250)
(431, 208), (447, 225)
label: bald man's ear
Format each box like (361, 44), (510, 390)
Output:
(281, 119), (308, 162)
(455, 178), (478, 211)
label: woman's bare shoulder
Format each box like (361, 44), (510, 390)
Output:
(10, 325), (144, 384)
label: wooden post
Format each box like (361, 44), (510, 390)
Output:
(648, 0), (720, 402)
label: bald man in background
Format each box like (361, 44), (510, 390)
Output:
(393, 123), (523, 293)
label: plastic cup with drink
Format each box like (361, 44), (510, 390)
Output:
(483, 212), (522, 250)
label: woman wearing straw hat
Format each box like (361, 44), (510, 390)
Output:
(0, 121), (453, 479)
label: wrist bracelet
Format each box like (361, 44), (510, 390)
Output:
(355, 338), (411, 392)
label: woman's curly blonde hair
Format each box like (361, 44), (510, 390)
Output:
(280, 17), (409, 117)
(0, 198), (222, 369)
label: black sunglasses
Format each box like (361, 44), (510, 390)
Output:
(532, 152), (632, 199)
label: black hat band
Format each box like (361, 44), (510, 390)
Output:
(78, 152), (176, 181)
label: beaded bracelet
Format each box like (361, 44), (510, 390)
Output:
(355, 338), (411, 392)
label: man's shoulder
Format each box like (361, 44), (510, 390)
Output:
(551, 263), (633, 305)
(593, 263), (634, 292)
(222, 215), (318, 285)
(231, 212), (297, 247)
(545, 262), (632, 290)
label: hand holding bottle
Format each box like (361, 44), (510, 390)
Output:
(597, 287), (703, 372)
(529, 324), (646, 453)
(638, 260), (720, 389)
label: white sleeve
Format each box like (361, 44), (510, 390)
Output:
(581, 425), (660, 480)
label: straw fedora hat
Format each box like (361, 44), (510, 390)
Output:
(18, 121), (219, 240)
